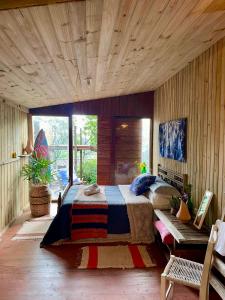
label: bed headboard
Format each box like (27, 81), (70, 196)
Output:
(157, 164), (188, 193)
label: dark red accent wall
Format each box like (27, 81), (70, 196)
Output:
(30, 91), (154, 185)
(72, 92), (154, 117)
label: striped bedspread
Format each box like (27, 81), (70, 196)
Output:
(71, 187), (108, 241)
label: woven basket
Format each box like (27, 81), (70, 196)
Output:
(30, 203), (50, 217)
(30, 185), (50, 197)
(30, 185), (51, 217)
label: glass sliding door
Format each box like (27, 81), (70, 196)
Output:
(73, 115), (97, 184)
(33, 116), (69, 199)
(114, 117), (151, 184)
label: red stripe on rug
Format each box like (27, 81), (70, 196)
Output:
(87, 246), (98, 269)
(128, 245), (145, 268)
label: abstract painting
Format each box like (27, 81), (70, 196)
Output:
(159, 118), (187, 162)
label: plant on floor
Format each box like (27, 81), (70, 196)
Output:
(21, 151), (54, 217)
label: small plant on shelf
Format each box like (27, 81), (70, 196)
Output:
(169, 196), (180, 215)
(169, 184), (194, 217)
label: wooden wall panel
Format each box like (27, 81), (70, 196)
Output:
(97, 117), (113, 185)
(0, 100), (29, 232)
(153, 37), (225, 220)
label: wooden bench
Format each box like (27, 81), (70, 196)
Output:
(154, 209), (209, 257)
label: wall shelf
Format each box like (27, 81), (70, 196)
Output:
(0, 158), (20, 166)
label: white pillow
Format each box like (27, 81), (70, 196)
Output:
(149, 181), (181, 197)
(147, 191), (170, 209)
(148, 182), (181, 209)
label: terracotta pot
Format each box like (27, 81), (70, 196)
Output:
(24, 139), (33, 154)
(176, 200), (191, 223)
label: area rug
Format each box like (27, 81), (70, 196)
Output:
(12, 216), (53, 240)
(78, 245), (156, 269)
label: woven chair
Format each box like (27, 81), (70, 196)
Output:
(161, 224), (218, 300)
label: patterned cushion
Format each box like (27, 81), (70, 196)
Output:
(130, 173), (156, 196)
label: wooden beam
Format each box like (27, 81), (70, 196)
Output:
(27, 114), (34, 146)
(0, 0), (84, 11)
(68, 115), (73, 185)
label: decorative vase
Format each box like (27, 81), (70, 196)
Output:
(24, 138), (33, 154)
(176, 200), (191, 223)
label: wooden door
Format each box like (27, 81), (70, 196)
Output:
(114, 117), (142, 185)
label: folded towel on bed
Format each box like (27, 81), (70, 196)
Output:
(84, 183), (100, 196)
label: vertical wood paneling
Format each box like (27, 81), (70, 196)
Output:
(0, 100), (29, 232)
(97, 117), (113, 185)
(153, 37), (225, 220)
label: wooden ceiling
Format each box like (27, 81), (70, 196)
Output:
(0, 0), (225, 108)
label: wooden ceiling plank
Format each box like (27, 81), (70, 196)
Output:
(95, 0), (121, 92)
(8, 7), (66, 99)
(0, 10), (63, 100)
(86, 0), (104, 96)
(123, 0), (212, 93)
(193, 0), (225, 13)
(29, 5), (75, 99)
(104, 0), (152, 95)
(68, 1), (90, 95)
(134, 8), (225, 93)
(0, 10), (47, 65)
(0, 0), (84, 11)
(47, 2), (83, 98)
(123, 0), (199, 94)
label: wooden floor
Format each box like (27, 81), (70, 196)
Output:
(0, 213), (220, 300)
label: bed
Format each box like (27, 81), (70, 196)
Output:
(40, 184), (155, 247)
(40, 166), (186, 247)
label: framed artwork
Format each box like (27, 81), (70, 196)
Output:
(159, 118), (187, 162)
(193, 190), (213, 230)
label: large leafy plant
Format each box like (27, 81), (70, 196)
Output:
(21, 151), (54, 185)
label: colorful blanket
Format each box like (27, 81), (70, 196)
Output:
(71, 186), (108, 241)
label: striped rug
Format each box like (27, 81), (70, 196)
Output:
(78, 245), (156, 269)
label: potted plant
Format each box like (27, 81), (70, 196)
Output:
(21, 151), (54, 217)
(169, 196), (180, 215)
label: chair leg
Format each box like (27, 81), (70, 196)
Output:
(200, 283), (209, 300)
(161, 274), (167, 300)
(167, 281), (174, 300)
